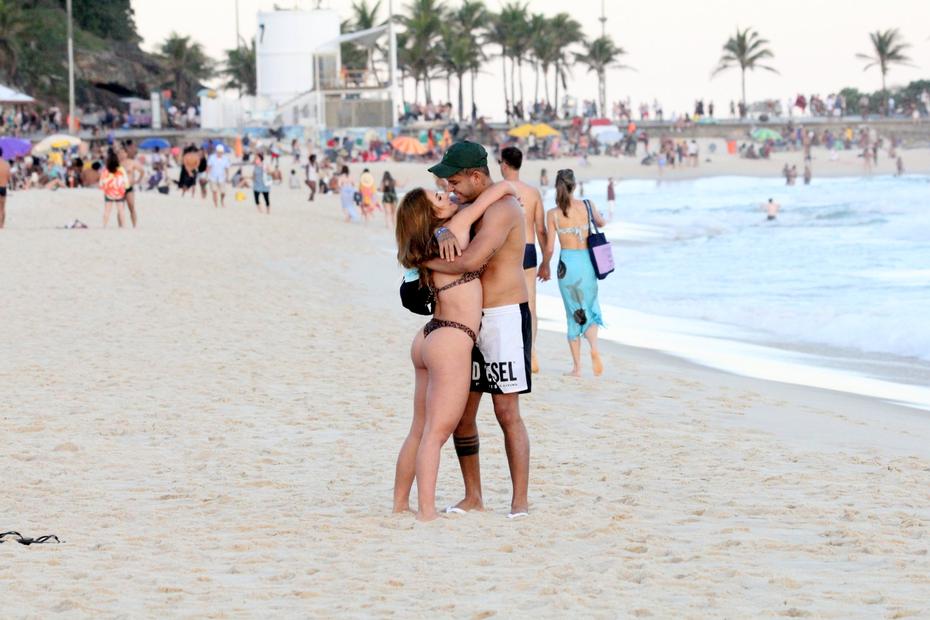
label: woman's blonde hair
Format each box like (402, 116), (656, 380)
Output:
(555, 169), (576, 216)
(395, 188), (445, 283)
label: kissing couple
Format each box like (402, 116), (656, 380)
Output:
(392, 141), (532, 522)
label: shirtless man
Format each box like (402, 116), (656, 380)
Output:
(119, 141), (143, 227)
(498, 146), (546, 373)
(763, 198), (780, 221)
(0, 147), (10, 228)
(426, 141), (532, 518)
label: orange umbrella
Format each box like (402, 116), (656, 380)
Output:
(391, 136), (428, 155)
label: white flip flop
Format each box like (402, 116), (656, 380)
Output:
(507, 512), (529, 520)
(444, 506), (467, 515)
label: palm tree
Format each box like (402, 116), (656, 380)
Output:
(711, 27), (778, 111)
(0, 0), (28, 81)
(453, 0), (487, 121)
(575, 35), (629, 118)
(349, 0), (384, 83)
(159, 33), (214, 104)
(401, 0), (445, 103)
(484, 11), (511, 115)
(528, 13), (548, 106)
(439, 23), (480, 120)
(221, 39), (256, 96)
(856, 29), (912, 96)
(498, 1), (529, 109)
(547, 13), (583, 118)
(341, 18), (368, 74)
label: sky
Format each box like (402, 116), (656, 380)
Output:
(131, 0), (930, 120)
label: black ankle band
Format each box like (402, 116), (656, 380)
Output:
(453, 434), (479, 457)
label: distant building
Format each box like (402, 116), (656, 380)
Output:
(201, 7), (399, 134)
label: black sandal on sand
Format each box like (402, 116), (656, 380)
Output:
(0, 531), (62, 545)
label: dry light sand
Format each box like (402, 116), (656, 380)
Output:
(2, 157), (930, 618)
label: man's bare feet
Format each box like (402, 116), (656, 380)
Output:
(449, 496), (484, 512)
(592, 352), (604, 376)
(564, 368), (581, 377)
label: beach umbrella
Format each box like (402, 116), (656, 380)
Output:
(391, 136), (428, 155)
(531, 123), (561, 138)
(751, 128), (782, 142)
(0, 137), (31, 158)
(508, 123), (536, 138)
(508, 123), (561, 138)
(596, 130), (624, 145)
(33, 134), (82, 154)
(139, 137), (170, 150)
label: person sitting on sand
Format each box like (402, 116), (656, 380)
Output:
(392, 178), (518, 521)
(539, 169), (606, 377)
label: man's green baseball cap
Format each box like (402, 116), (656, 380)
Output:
(427, 141), (488, 178)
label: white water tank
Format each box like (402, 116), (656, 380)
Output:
(256, 9), (340, 104)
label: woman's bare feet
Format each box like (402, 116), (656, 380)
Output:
(416, 510), (439, 522)
(531, 352), (540, 374)
(564, 368), (581, 377)
(592, 352), (604, 376)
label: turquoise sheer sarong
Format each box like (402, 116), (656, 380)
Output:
(557, 249), (604, 340)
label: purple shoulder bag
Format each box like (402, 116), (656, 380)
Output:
(584, 199), (615, 280)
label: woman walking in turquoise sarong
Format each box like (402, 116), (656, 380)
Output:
(539, 169), (607, 376)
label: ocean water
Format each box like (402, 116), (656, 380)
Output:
(536, 175), (930, 409)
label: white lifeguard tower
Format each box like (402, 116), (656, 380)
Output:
(255, 6), (399, 130)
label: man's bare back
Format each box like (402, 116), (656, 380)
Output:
(513, 180), (544, 245)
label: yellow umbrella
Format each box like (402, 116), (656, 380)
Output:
(391, 136), (428, 155)
(531, 123), (561, 138)
(33, 133), (82, 154)
(507, 123), (535, 138)
(507, 123), (561, 138)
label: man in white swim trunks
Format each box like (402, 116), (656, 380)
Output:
(425, 141), (532, 518)
(206, 144), (230, 208)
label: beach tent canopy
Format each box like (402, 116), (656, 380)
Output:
(0, 84), (36, 104)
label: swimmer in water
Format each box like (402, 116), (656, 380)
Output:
(763, 198), (780, 221)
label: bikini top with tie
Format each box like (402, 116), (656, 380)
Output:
(555, 211), (586, 240)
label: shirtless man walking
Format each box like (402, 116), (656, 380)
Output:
(426, 141), (532, 518)
(0, 147), (10, 228)
(119, 141), (143, 227)
(498, 146), (546, 373)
